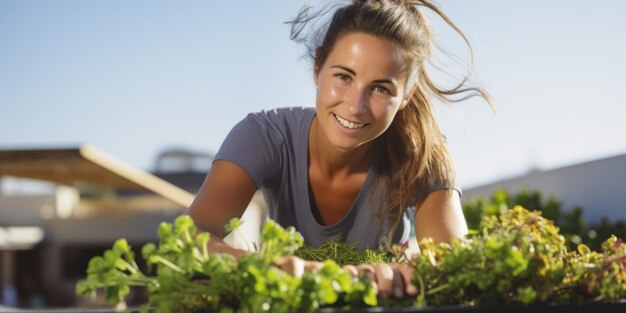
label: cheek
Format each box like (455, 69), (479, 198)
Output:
(372, 100), (403, 125)
(327, 84), (342, 99)
(317, 82), (345, 104)
(372, 98), (400, 115)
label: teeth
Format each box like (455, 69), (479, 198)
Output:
(334, 114), (365, 129)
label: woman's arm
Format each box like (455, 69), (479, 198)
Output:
(351, 189), (468, 299)
(188, 160), (328, 276)
(363, 189), (467, 299)
(185, 160), (258, 258)
(413, 189), (468, 244)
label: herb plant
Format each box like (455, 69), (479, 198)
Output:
(76, 217), (376, 313)
(77, 206), (626, 312)
(411, 206), (626, 307)
(295, 240), (390, 266)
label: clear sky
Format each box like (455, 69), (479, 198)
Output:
(1, 0), (625, 189)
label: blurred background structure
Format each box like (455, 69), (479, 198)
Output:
(0, 146), (265, 308)
(463, 153), (626, 223)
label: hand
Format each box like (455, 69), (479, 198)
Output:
(354, 263), (418, 299)
(274, 255), (323, 278)
(275, 257), (418, 299)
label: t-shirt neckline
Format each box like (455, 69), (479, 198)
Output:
(301, 109), (379, 233)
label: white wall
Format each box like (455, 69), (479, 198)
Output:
(0, 185), (79, 226)
(462, 154), (626, 223)
(0, 194), (54, 227)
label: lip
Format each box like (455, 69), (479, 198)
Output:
(332, 113), (368, 133)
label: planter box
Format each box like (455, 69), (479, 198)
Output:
(24, 301), (626, 313)
(319, 300), (626, 313)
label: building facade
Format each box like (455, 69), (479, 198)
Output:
(462, 153), (626, 223)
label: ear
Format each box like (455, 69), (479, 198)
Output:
(400, 83), (417, 110)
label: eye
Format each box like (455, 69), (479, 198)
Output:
(334, 73), (351, 82)
(372, 85), (391, 95)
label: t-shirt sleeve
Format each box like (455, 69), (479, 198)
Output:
(428, 181), (462, 198)
(213, 112), (283, 189)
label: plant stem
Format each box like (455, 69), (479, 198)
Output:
(426, 283), (449, 295)
(98, 277), (156, 288)
(154, 256), (185, 274)
(117, 259), (139, 275)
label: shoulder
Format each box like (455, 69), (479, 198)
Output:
(215, 107), (314, 188)
(243, 106), (315, 140)
(248, 106), (315, 127)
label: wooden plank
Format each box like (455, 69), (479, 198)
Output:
(0, 145), (195, 207)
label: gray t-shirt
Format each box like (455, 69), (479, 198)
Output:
(215, 107), (414, 249)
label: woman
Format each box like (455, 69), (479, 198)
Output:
(186, 0), (491, 299)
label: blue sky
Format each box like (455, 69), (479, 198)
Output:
(1, 0), (625, 188)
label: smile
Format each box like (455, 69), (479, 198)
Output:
(333, 113), (366, 129)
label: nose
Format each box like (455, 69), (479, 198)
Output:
(346, 86), (368, 114)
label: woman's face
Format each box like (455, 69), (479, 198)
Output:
(314, 32), (413, 152)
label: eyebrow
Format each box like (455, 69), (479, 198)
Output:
(331, 65), (397, 86)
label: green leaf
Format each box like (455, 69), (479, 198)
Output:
(113, 239), (130, 254)
(142, 243), (157, 259)
(139, 304), (151, 313)
(363, 282), (378, 306)
(224, 218), (243, 234)
(157, 222), (172, 239)
(174, 215), (195, 236)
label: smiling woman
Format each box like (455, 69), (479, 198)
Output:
(313, 33), (407, 152)
(185, 0), (492, 300)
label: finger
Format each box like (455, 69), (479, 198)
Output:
(304, 260), (324, 272)
(396, 264), (418, 296)
(374, 264), (394, 298)
(276, 256), (304, 278)
(391, 267), (404, 298)
(355, 264), (378, 295)
(343, 265), (358, 278)
(355, 264), (376, 282)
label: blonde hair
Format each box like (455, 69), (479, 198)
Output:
(289, 0), (493, 242)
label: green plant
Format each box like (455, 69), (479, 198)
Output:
(412, 206), (626, 307)
(295, 240), (390, 266)
(76, 217), (377, 313)
(77, 206), (626, 312)
(462, 188), (626, 251)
